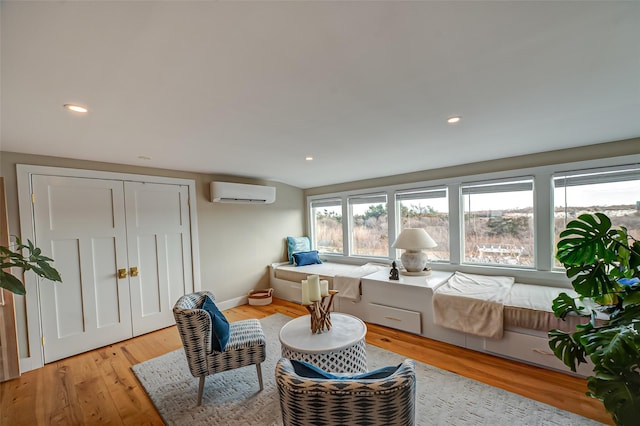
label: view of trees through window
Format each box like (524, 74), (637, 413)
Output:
(397, 193), (449, 261)
(350, 197), (388, 257)
(309, 164), (639, 270)
(462, 179), (535, 267)
(553, 171), (640, 267)
(312, 203), (343, 253)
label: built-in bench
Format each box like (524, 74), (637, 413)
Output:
(270, 261), (389, 302)
(269, 261), (592, 376)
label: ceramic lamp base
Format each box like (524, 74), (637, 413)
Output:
(400, 250), (428, 272)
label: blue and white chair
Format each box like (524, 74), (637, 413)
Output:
(275, 357), (416, 426)
(173, 291), (266, 405)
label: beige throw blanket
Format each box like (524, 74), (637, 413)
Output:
(333, 263), (388, 301)
(432, 272), (515, 339)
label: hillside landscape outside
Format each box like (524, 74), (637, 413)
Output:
(313, 202), (639, 267)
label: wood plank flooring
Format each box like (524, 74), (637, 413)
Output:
(0, 298), (611, 425)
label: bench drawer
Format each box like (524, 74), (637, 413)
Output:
(368, 303), (421, 334)
(484, 330), (592, 377)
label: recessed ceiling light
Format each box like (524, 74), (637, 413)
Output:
(63, 104), (88, 113)
(305, 156), (313, 161)
(137, 156), (152, 160)
(447, 116), (461, 124)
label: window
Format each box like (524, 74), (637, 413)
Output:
(307, 155), (639, 275)
(311, 199), (343, 254)
(348, 194), (388, 257)
(462, 178), (535, 267)
(553, 166), (640, 266)
(396, 187), (449, 261)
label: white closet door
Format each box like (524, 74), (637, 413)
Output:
(125, 181), (193, 336)
(33, 176), (132, 363)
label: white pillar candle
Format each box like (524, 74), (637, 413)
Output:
(308, 274), (321, 301)
(320, 280), (329, 297)
(301, 280), (310, 305)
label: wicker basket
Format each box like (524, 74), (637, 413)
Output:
(248, 288), (273, 306)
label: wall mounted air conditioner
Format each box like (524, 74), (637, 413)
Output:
(210, 181), (276, 204)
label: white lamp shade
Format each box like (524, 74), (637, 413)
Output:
(392, 228), (437, 250)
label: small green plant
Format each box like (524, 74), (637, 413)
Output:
(549, 213), (640, 426)
(0, 236), (61, 295)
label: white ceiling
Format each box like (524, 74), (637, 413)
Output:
(2, 1), (639, 189)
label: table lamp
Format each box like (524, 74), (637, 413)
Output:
(392, 228), (437, 275)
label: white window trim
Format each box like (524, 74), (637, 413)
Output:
(395, 185), (449, 262)
(461, 176), (535, 268)
(347, 192), (389, 259)
(306, 154), (640, 285)
(310, 197), (344, 255)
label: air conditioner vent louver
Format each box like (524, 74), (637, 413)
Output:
(210, 181), (276, 204)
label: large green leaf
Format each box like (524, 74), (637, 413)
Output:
(548, 329), (588, 372)
(610, 303), (640, 325)
(0, 270), (26, 295)
(621, 291), (640, 308)
(557, 213), (613, 266)
(629, 241), (640, 271)
(551, 292), (585, 319)
(582, 324), (640, 369)
(32, 260), (62, 282)
(588, 371), (640, 426)
(565, 262), (620, 302)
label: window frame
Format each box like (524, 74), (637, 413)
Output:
(551, 164), (640, 269)
(347, 192), (390, 259)
(395, 186), (450, 263)
(310, 197), (344, 255)
(306, 155), (640, 285)
(460, 176), (536, 268)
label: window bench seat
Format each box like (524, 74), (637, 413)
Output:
(269, 261), (388, 302)
(269, 262), (592, 377)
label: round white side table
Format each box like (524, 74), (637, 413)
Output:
(279, 312), (367, 373)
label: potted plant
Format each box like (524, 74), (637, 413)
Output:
(1, 236), (61, 295)
(549, 212), (640, 425)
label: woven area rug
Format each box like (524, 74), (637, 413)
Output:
(131, 313), (601, 425)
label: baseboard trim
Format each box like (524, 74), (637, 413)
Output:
(217, 295), (248, 311)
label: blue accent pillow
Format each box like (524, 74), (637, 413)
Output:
(290, 359), (400, 380)
(201, 295), (230, 352)
(293, 250), (322, 266)
(290, 359), (341, 379)
(287, 236), (311, 264)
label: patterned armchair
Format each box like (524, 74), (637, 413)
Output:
(275, 357), (416, 426)
(173, 291), (266, 406)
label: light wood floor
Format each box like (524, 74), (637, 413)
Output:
(1, 298), (611, 425)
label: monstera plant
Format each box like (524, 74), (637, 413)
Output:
(549, 213), (640, 426)
(0, 236), (61, 295)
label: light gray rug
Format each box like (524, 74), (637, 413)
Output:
(132, 313), (601, 425)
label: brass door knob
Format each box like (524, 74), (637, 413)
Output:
(129, 266), (139, 277)
(117, 268), (127, 279)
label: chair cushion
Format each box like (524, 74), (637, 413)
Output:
(293, 250), (322, 266)
(201, 295), (230, 351)
(290, 359), (400, 380)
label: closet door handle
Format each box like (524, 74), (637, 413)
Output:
(117, 268), (128, 279)
(129, 266), (139, 277)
